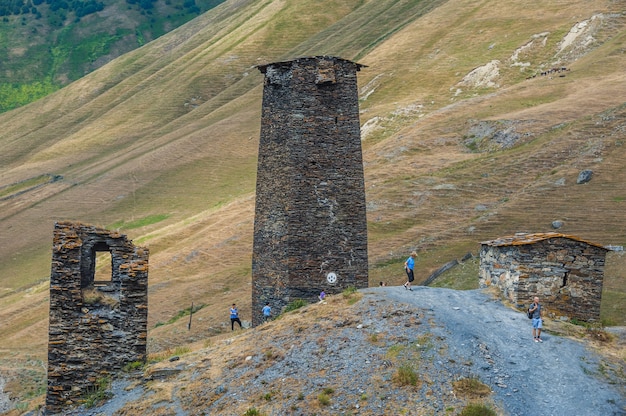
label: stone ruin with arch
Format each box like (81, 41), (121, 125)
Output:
(46, 221), (148, 413)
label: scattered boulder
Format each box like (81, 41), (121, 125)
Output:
(464, 119), (533, 152)
(577, 169), (593, 184)
(552, 220), (564, 229)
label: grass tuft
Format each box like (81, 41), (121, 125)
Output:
(452, 377), (492, 398)
(82, 377), (111, 408)
(244, 407), (264, 416)
(283, 299), (308, 313)
(392, 363), (420, 387)
(459, 402), (497, 416)
(317, 392), (331, 406)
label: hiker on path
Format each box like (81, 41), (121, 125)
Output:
(262, 302), (271, 323)
(529, 296), (543, 342)
(230, 303), (242, 330)
(403, 251), (417, 290)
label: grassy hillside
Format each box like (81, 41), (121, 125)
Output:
(0, 0), (624, 411)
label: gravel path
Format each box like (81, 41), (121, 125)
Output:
(380, 286), (625, 416)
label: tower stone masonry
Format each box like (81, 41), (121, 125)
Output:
(46, 221), (148, 413)
(252, 56), (369, 326)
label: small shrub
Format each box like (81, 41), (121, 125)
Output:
(82, 377), (111, 408)
(244, 408), (263, 416)
(570, 318), (592, 328)
(318, 392), (331, 406)
(342, 286), (357, 296)
(322, 387), (334, 395)
(283, 299), (308, 313)
(452, 377), (491, 398)
(393, 363), (419, 387)
(342, 286), (361, 304)
(123, 361), (144, 372)
(459, 403), (497, 416)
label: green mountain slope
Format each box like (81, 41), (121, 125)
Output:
(0, 0), (226, 111)
(0, 0), (624, 410)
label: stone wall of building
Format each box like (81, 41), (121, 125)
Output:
(479, 234), (607, 322)
(251, 56), (368, 326)
(46, 221), (148, 413)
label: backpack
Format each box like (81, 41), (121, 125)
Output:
(527, 309), (533, 319)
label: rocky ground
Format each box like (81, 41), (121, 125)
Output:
(32, 287), (626, 415)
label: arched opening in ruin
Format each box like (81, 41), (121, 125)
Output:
(80, 241), (117, 307)
(80, 240), (113, 287)
(93, 250), (113, 286)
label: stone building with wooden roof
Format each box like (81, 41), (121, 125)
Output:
(479, 232), (609, 322)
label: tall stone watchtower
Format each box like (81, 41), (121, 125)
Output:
(252, 56), (368, 326)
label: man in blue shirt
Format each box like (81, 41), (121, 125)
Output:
(403, 251), (417, 290)
(262, 303), (271, 322)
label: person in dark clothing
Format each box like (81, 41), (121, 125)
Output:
(529, 296), (543, 342)
(230, 303), (242, 330)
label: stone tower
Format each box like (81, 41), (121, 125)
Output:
(252, 56), (368, 326)
(46, 221), (148, 413)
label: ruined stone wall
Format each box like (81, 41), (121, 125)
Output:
(480, 237), (607, 321)
(46, 221), (148, 413)
(252, 56), (368, 326)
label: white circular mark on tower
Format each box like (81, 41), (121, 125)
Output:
(326, 272), (337, 284)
